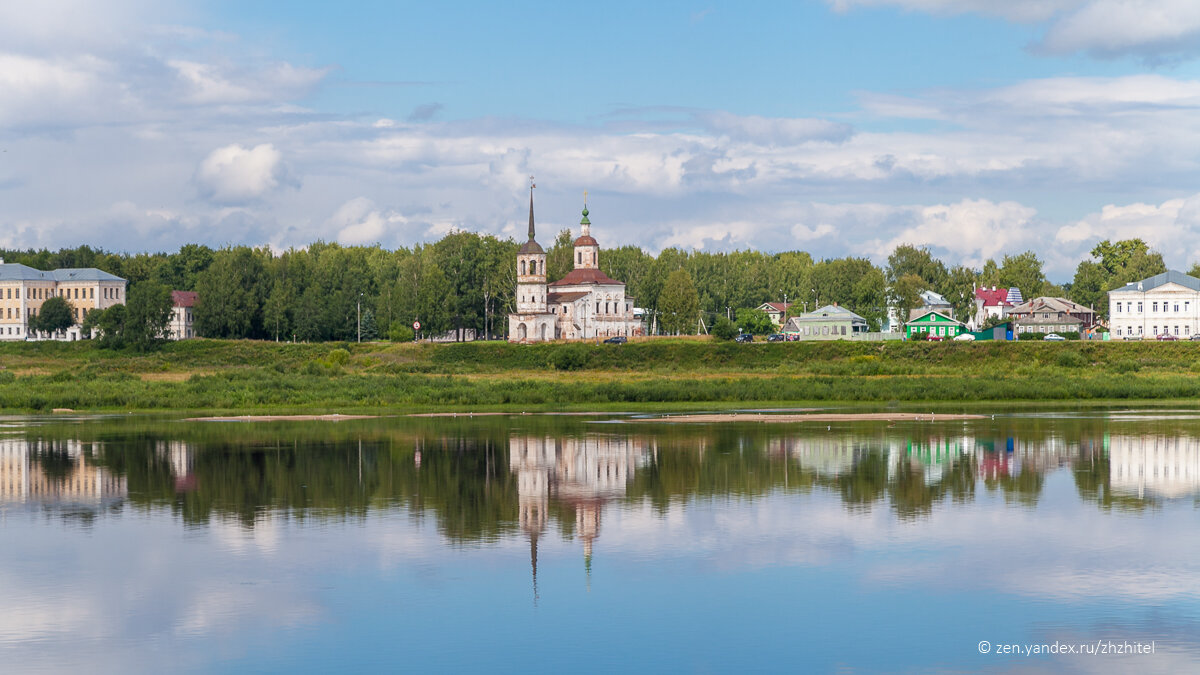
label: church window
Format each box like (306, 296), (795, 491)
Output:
(591, 252), (595, 264)
(596, 302), (600, 313)
(578, 252), (582, 264)
(520, 260), (526, 275)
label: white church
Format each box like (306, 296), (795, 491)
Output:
(508, 186), (643, 343)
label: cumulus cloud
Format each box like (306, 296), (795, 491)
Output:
(1056, 193), (1200, 267)
(328, 197), (409, 245)
(194, 144), (293, 204)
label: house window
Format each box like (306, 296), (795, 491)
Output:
(1176, 326), (1180, 335)
(1117, 328), (1122, 336)
(1153, 325), (1158, 335)
(1138, 326), (1143, 335)
(1138, 302), (1143, 312)
(1175, 304), (1180, 312)
(840, 326), (846, 335)
(1116, 302), (1121, 313)
(822, 326), (829, 335)
(1153, 302), (1159, 312)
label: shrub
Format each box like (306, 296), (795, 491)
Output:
(711, 317), (739, 341)
(1056, 351), (1086, 368)
(553, 345), (588, 371)
(388, 322), (416, 342)
(324, 348), (350, 366)
(1111, 359), (1140, 374)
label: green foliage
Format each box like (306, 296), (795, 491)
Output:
(712, 317), (739, 341)
(888, 273), (925, 325)
(998, 251), (1048, 301)
(94, 304), (127, 348)
(124, 281), (174, 350)
(360, 308), (378, 340)
(1056, 351), (1087, 368)
(324, 348), (350, 366)
(658, 269), (700, 335)
(31, 296), (74, 336)
(552, 344), (588, 371)
(735, 308), (775, 335)
(388, 322), (415, 342)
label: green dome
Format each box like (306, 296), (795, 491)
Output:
(580, 206), (590, 226)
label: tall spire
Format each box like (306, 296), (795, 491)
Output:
(527, 176), (536, 241)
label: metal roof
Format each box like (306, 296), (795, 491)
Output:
(0, 263), (125, 283)
(789, 304), (867, 322)
(1110, 269), (1200, 293)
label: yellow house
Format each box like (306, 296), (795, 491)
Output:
(0, 261), (127, 341)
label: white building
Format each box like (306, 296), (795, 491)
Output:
(1110, 434), (1200, 499)
(1108, 270), (1200, 340)
(0, 261), (127, 341)
(167, 291), (197, 340)
(508, 186), (643, 342)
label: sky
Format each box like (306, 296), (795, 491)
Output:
(7, 1), (1200, 280)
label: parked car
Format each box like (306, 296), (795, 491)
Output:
(1157, 334), (1179, 341)
(924, 334), (944, 341)
(952, 333), (975, 341)
(735, 333), (754, 343)
(767, 333), (785, 342)
(1190, 334), (1200, 341)
(603, 336), (627, 345)
(1043, 333), (1066, 341)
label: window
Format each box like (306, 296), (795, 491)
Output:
(1175, 303), (1180, 312)
(1176, 326), (1180, 335)
(1153, 302), (1159, 312)
(1138, 302), (1143, 312)
(596, 302), (600, 313)
(1116, 302), (1121, 313)
(1117, 328), (1122, 336)
(1138, 326), (1144, 335)
(840, 326), (846, 335)
(1153, 325), (1158, 335)
(520, 260), (526, 275)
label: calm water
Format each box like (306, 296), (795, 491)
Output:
(3, 410), (1200, 674)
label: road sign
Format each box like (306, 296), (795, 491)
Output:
(413, 321), (421, 331)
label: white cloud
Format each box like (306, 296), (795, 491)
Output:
(328, 197), (409, 245)
(828, 0), (1200, 60)
(1040, 0), (1200, 59)
(869, 199), (1039, 268)
(194, 143), (292, 204)
(1056, 193), (1200, 267)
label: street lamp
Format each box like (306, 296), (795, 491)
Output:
(357, 293), (363, 343)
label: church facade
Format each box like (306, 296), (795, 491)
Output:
(507, 188), (643, 343)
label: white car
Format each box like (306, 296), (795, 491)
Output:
(1043, 333), (1066, 341)
(953, 333), (975, 341)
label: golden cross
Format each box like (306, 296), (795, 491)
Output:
(583, 190), (588, 206)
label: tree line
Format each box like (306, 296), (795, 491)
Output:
(0, 235), (1173, 341)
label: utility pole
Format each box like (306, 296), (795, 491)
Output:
(357, 293), (362, 343)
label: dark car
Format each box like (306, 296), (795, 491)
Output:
(1190, 334), (1200, 341)
(1157, 334), (1178, 341)
(735, 333), (754, 343)
(767, 333), (785, 342)
(603, 336), (627, 344)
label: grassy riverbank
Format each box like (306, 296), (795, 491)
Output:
(3, 337), (1200, 412)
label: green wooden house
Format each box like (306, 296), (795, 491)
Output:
(905, 310), (965, 339)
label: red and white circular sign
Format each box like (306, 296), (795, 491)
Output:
(412, 321), (421, 331)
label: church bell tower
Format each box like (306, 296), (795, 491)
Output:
(516, 179), (548, 314)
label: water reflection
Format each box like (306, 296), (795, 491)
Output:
(6, 414), (1200, 673)
(0, 438), (126, 509)
(5, 420), (1200, 524)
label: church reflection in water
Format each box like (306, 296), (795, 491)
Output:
(509, 433), (651, 597)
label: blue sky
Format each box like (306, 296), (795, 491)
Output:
(7, 1), (1200, 279)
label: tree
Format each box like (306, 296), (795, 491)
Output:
(887, 273), (925, 326)
(998, 251), (1047, 301)
(658, 269), (700, 335)
(886, 244), (947, 289)
(95, 304), (127, 348)
(735, 308), (775, 335)
(711, 317), (739, 341)
(263, 278), (294, 342)
(388, 322), (415, 342)
(545, 229), (574, 283)
(31, 296), (73, 337)
(360, 308), (378, 340)
(194, 247), (268, 339)
(942, 265), (978, 322)
(124, 281), (175, 349)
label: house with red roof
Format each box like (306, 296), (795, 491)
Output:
(168, 290), (197, 340)
(969, 286), (1014, 330)
(755, 302), (792, 328)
